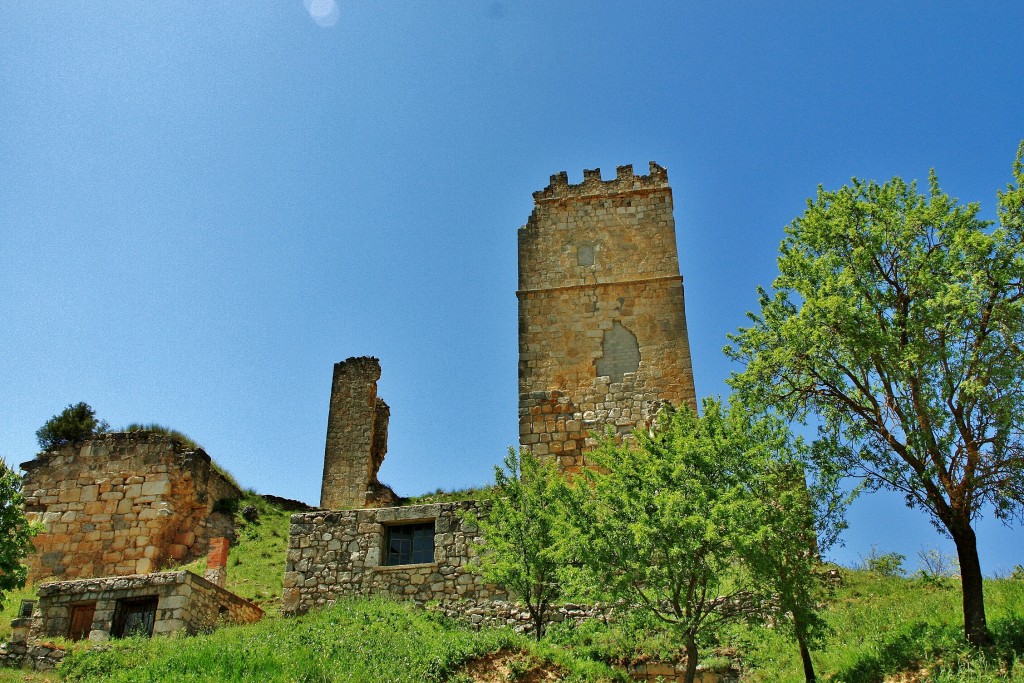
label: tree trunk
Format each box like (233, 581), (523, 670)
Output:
(530, 605), (544, 642)
(682, 635), (699, 683)
(796, 628), (816, 683)
(950, 522), (992, 647)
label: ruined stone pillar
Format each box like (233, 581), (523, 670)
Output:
(320, 357), (398, 509)
(517, 162), (697, 471)
(204, 537), (229, 588)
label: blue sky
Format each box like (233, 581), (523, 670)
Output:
(1, 2), (1021, 574)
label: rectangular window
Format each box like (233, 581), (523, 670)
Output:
(385, 521), (435, 566)
(111, 596), (158, 639)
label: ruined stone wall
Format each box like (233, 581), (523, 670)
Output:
(282, 501), (502, 615)
(518, 162), (697, 469)
(21, 432), (241, 581)
(32, 571), (261, 641)
(320, 357), (398, 510)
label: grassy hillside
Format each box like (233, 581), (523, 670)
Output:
(2, 494), (1021, 682)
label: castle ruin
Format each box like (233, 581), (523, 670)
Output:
(21, 432), (240, 581)
(319, 356), (398, 510)
(517, 162), (697, 469)
(285, 161), (698, 614)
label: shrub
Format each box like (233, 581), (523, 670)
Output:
(35, 402), (108, 451)
(860, 546), (906, 577)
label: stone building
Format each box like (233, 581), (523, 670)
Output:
(282, 501), (499, 615)
(27, 569), (262, 642)
(21, 431), (240, 581)
(518, 162), (697, 470)
(319, 356), (399, 510)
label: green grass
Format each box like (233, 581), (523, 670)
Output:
(724, 569), (1024, 682)
(402, 484), (495, 505)
(178, 491), (291, 615)
(56, 597), (624, 683)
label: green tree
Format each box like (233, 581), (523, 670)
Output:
(0, 459), (35, 608)
(736, 435), (846, 683)
(562, 399), (824, 683)
(727, 144), (1024, 647)
(467, 448), (564, 640)
(35, 402), (109, 451)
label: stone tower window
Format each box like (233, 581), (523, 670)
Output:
(577, 244), (595, 267)
(595, 322), (641, 383)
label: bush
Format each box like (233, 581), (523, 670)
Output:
(860, 546), (906, 577)
(35, 402), (108, 451)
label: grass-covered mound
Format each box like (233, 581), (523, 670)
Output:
(57, 597), (622, 683)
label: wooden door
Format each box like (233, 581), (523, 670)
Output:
(69, 603), (96, 641)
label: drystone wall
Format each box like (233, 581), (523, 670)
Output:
(320, 357), (399, 510)
(32, 571), (262, 641)
(517, 162), (697, 470)
(21, 432), (240, 581)
(282, 501), (504, 615)
(0, 641), (67, 672)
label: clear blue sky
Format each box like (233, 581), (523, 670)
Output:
(2, 2), (1021, 574)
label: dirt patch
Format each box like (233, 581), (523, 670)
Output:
(458, 649), (567, 682)
(884, 666), (930, 683)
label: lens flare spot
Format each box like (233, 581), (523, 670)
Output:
(304, 0), (340, 27)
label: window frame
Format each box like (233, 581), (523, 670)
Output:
(383, 520), (436, 566)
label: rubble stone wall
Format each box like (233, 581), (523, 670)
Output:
(282, 501), (503, 614)
(21, 432), (240, 581)
(517, 162), (697, 470)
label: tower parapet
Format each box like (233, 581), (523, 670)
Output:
(531, 162), (669, 203)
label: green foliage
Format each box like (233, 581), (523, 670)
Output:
(560, 398), (834, 683)
(914, 547), (960, 588)
(859, 546), (906, 577)
(0, 459), (35, 610)
(467, 448), (564, 640)
(35, 402), (109, 451)
(727, 145), (1024, 646)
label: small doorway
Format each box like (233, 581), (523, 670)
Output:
(69, 602), (96, 642)
(111, 596), (159, 638)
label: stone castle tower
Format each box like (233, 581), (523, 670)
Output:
(320, 357), (398, 510)
(517, 162), (697, 469)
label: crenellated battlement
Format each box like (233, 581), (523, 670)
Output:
(532, 161), (668, 202)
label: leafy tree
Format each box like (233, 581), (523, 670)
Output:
(736, 435), (847, 683)
(35, 402), (109, 451)
(467, 448), (564, 640)
(561, 399), (827, 683)
(727, 144), (1024, 647)
(0, 459), (35, 608)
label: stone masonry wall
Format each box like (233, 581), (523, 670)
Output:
(282, 501), (502, 615)
(21, 432), (241, 581)
(518, 162), (697, 470)
(32, 571), (262, 641)
(320, 357), (399, 510)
